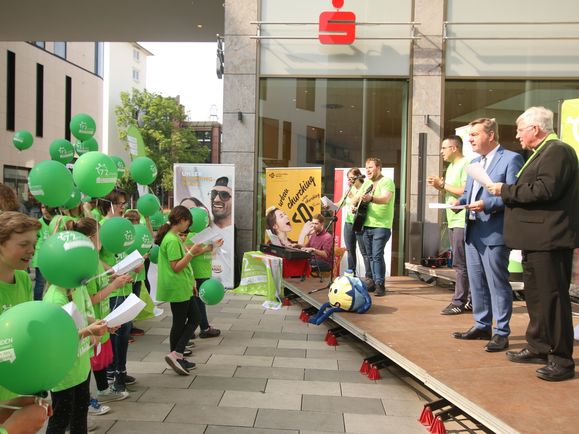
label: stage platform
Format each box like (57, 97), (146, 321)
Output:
(283, 276), (579, 434)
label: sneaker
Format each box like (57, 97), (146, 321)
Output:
(186, 341), (196, 349)
(441, 303), (466, 315)
(183, 349), (193, 357)
(97, 386), (130, 403)
(464, 300), (473, 311)
(199, 327), (221, 339)
(88, 398), (110, 416)
(374, 283), (386, 297)
(128, 336), (135, 344)
(87, 419), (97, 433)
(165, 353), (190, 376)
(123, 374), (136, 385)
(179, 358), (196, 370)
(130, 327), (145, 336)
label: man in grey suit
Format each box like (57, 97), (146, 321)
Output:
(452, 118), (524, 352)
(488, 107), (578, 381)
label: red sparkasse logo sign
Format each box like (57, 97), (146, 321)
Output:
(319, 0), (356, 45)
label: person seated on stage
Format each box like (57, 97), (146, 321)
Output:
(265, 206), (297, 247)
(301, 214), (333, 272)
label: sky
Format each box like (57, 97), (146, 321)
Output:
(139, 42), (223, 123)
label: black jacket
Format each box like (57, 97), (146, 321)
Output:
(502, 139), (579, 251)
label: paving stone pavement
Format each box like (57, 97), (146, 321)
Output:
(39, 293), (446, 434)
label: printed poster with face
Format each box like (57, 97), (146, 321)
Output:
(174, 164), (235, 289)
(264, 168), (322, 246)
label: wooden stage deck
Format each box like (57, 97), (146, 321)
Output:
(283, 276), (579, 434)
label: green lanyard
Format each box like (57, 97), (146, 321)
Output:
(516, 132), (558, 178)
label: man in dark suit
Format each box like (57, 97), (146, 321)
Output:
(488, 107), (578, 381)
(452, 118), (524, 352)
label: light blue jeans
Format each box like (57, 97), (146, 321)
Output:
(362, 227), (391, 286)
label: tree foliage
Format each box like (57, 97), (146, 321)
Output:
(115, 88), (209, 193)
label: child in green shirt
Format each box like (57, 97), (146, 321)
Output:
(155, 205), (204, 375)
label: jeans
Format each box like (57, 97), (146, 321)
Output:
(355, 232), (372, 279)
(169, 296), (200, 354)
(108, 295), (131, 374)
(449, 228), (469, 305)
(343, 222), (357, 274)
(362, 227), (391, 286)
(33, 267), (45, 301)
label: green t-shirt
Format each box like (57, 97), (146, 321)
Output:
(360, 177), (396, 229)
(43, 285), (93, 392)
(343, 185), (359, 224)
(91, 208), (103, 222)
(31, 217), (50, 268)
(187, 233), (212, 279)
(86, 261), (111, 343)
(0, 271), (32, 401)
(157, 231), (194, 302)
(445, 157), (469, 229)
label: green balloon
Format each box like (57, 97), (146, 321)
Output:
(100, 217), (136, 254)
(110, 156), (126, 177)
(38, 231), (99, 288)
(149, 210), (166, 230)
(63, 186), (81, 210)
(28, 160), (74, 207)
(12, 130), (33, 151)
(0, 301), (79, 395)
(149, 244), (160, 264)
(130, 156), (158, 185)
(126, 224), (154, 255)
(137, 193), (161, 217)
(189, 207), (209, 233)
(70, 113), (96, 141)
(199, 279), (225, 305)
(49, 139), (75, 164)
(72, 151), (118, 198)
(75, 137), (99, 156)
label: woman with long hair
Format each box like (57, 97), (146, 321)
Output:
(155, 205), (204, 375)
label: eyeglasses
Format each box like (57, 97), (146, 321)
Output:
(211, 190), (231, 201)
(347, 177), (357, 182)
(516, 125), (535, 133)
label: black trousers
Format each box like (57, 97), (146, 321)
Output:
(46, 373), (90, 434)
(522, 249), (574, 367)
(169, 296), (200, 354)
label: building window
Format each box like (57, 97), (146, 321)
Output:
(3, 166), (31, 204)
(54, 41), (67, 59)
(6, 51), (15, 131)
(65, 76), (72, 140)
(34, 41), (45, 49)
(133, 49), (140, 62)
(36, 64), (44, 137)
(132, 68), (140, 82)
(258, 77), (408, 273)
(444, 79), (579, 158)
(94, 42), (104, 77)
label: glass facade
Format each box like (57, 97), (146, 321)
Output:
(258, 78), (408, 273)
(444, 80), (579, 152)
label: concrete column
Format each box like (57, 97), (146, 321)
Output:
(408, 0), (445, 257)
(222, 0), (259, 255)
